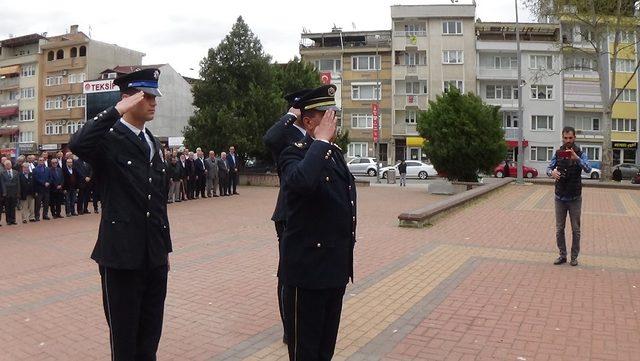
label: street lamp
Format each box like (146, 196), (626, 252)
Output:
(515, 0), (525, 184)
(375, 34), (381, 183)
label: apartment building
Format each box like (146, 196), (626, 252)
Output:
(476, 22), (564, 174)
(39, 25), (144, 152)
(300, 29), (393, 164)
(0, 34), (46, 157)
(390, 3), (477, 163)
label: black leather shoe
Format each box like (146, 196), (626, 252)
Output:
(282, 335), (288, 345)
(570, 258), (578, 266)
(554, 257), (567, 265)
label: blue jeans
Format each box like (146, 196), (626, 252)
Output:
(555, 198), (582, 259)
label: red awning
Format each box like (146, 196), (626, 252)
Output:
(506, 140), (529, 148)
(0, 127), (18, 136)
(0, 106), (18, 118)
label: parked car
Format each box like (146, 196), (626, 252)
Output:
(582, 167), (601, 179)
(494, 161), (538, 178)
(613, 163), (640, 180)
(379, 161), (437, 180)
(347, 157), (379, 176)
(632, 171), (640, 184)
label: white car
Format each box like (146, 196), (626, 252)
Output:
(379, 161), (438, 180)
(582, 167), (601, 179)
(347, 157), (380, 176)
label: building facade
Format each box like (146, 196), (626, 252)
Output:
(0, 34), (46, 157)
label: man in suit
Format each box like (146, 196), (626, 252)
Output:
(263, 88), (310, 344)
(76, 159), (91, 214)
(218, 152), (230, 196)
(178, 153), (188, 201)
(49, 158), (65, 219)
(227, 146), (240, 195)
(278, 85), (357, 361)
(1, 159), (20, 225)
(63, 158), (79, 216)
(69, 68), (172, 361)
(166, 156), (182, 203)
(185, 152), (196, 199)
(204, 151), (219, 197)
(33, 156), (51, 221)
(19, 162), (36, 223)
(194, 148), (206, 198)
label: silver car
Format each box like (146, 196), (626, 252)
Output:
(347, 157), (379, 176)
(614, 163), (640, 179)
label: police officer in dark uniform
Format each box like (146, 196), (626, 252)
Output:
(263, 88), (311, 344)
(69, 68), (172, 361)
(278, 84), (357, 361)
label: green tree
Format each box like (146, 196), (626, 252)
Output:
(274, 56), (321, 105)
(334, 129), (350, 155)
(184, 16), (281, 160)
(417, 88), (507, 182)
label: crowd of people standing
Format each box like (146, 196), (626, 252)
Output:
(0, 145), (242, 226)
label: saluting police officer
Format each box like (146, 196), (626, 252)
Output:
(69, 68), (172, 361)
(263, 88), (311, 345)
(278, 84), (357, 361)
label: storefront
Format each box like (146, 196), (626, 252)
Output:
(406, 136), (427, 161)
(612, 142), (637, 164)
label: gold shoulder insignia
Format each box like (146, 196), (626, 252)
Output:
(294, 141), (305, 148)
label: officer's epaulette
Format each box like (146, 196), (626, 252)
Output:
(294, 141), (306, 149)
(332, 143), (342, 151)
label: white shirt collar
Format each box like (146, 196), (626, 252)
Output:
(293, 123), (306, 136)
(119, 118), (145, 135)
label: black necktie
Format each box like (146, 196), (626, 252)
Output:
(138, 131), (150, 158)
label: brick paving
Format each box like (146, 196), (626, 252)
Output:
(0, 184), (639, 360)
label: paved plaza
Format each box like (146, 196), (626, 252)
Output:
(1, 184), (639, 360)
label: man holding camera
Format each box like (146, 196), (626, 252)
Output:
(546, 126), (591, 266)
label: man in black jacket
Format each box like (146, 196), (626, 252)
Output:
(19, 163), (36, 223)
(69, 68), (172, 361)
(278, 85), (357, 361)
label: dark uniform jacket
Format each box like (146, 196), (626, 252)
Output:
(69, 106), (172, 270)
(278, 134), (357, 289)
(263, 113), (305, 222)
(19, 172), (35, 200)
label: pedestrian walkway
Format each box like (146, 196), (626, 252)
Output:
(0, 184), (639, 360)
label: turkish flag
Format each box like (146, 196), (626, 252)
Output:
(320, 72), (332, 85)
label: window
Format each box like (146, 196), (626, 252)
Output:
(67, 94), (86, 108)
(79, 46), (86, 57)
(47, 51), (54, 61)
(531, 115), (554, 131)
(314, 59), (341, 72)
(350, 114), (374, 129)
(442, 21), (462, 35)
(46, 76), (63, 86)
(494, 56), (518, 69)
(529, 55), (553, 70)
(567, 115), (600, 131)
(351, 83), (381, 100)
(405, 81), (427, 95)
(67, 120), (84, 134)
(56, 49), (64, 60)
(503, 112), (519, 128)
(404, 52), (426, 66)
(442, 50), (464, 64)
(609, 30), (636, 43)
(614, 59), (635, 73)
(18, 131), (34, 143)
(21, 65), (35, 77)
(8, 91), (19, 100)
(70, 47), (77, 58)
(19, 109), (34, 121)
(68, 73), (86, 84)
(443, 80), (463, 92)
(20, 87), (35, 99)
(348, 143), (368, 158)
(566, 56), (596, 71)
(352, 55), (380, 71)
(406, 110), (417, 124)
(486, 85), (518, 100)
(45, 120), (68, 135)
(617, 88), (637, 102)
(530, 146), (554, 162)
(45, 96), (63, 110)
(404, 23), (426, 36)
(612, 118), (637, 132)
(531, 85), (554, 100)
(581, 146), (601, 161)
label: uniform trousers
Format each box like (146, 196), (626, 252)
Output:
(99, 265), (168, 361)
(282, 285), (345, 361)
(275, 221), (287, 340)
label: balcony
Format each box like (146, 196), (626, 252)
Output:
(44, 57), (86, 73)
(575, 129), (604, 140)
(0, 77), (20, 90)
(393, 33), (428, 51)
(0, 99), (19, 107)
(484, 98), (519, 110)
(44, 83), (84, 97)
(393, 122), (420, 136)
(477, 66), (518, 80)
(394, 94), (428, 110)
(43, 107), (85, 120)
(393, 65), (428, 79)
(503, 128), (518, 140)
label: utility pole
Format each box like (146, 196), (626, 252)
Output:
(515, 0), (525, 184)
(375, 34), (381, 183)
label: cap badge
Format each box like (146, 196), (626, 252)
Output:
(328, 87), (336, 96)
(153, 70), (160, 80)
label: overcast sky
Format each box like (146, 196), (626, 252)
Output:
(1, 0), (535, 79)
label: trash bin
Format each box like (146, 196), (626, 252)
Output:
(387, 168), (396, 184)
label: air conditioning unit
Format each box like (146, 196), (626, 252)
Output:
(62, 95), (67, 101)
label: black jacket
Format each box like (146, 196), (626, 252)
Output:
(263, 113), (305, 222)
(19, 172), (35, 200)
(278, 134), (357, 289)
(69, 106), (172, 270)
